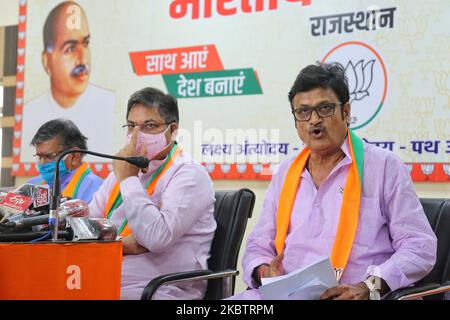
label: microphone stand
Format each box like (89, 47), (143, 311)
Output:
(50, 149), (150, 241)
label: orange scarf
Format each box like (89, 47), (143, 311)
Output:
(104, 144), (182, 237)
(274, 129), (364, 281)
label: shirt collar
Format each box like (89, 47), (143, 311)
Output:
(301, 134), (353, 178)
(340, 134), (352, 166)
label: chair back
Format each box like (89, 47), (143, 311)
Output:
(204, 188), (255, 300)
(417, 198), (450, 299)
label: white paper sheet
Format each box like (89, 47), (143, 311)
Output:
(259, 257), (338, 300)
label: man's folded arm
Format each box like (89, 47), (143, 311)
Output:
(120, 165), (215, 253)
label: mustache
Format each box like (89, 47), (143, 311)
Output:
(71, 64), (89, 77)
(308, 125), (326, 134)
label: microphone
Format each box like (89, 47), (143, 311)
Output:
(118, 156), (150, 169)
(50, 149), (150, 240)
(0, 183), (49, 224)
(4, 199), (89, 230)
(4, 214), (50, 229)
(67, 217), (118, 241)
(0, 197), (117, 242)
(13, 184), (50, 211)
(0, 192), (33, 217)
(0, 230), (73, 242)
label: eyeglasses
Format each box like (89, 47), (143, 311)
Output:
(33, 150), (66, 162)
(122, 121), (170, 134)
(292, 102), (342, 122)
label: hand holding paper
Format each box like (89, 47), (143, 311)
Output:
(259, 257), (338, 300)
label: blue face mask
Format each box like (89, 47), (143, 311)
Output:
(37, 160), (70, 184)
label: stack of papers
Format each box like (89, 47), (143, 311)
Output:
(259, 257), (338, 300)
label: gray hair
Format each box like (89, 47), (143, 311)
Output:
(31, 118), (88, 153)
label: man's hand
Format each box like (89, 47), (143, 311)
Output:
(122, 234), (149, 255)
(256, 253), (285, 284)
(320, 282), (369, 300)
(113, 127), (147, 182)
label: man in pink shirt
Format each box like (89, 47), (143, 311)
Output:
(232, 62), (437, 300)
(89, 87), (216, 299)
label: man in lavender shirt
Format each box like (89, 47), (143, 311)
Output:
(89, 87), (216, 299)
(232, 62), (437, 300)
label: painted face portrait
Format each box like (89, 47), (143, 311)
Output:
(42, 2), (91, 107)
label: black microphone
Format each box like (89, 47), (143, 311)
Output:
(57, 150), (150, 169)
(0, 230), (73, 242)
(5, 214), (50, 229)
(50, 149), (150, 240)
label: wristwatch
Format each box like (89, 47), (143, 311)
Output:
(364, 276), (381, 300)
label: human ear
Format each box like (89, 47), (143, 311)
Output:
(343, 103), (351, 125)
(42, 52), (51, 76)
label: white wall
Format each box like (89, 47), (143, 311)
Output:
(0, 0), (18, 27)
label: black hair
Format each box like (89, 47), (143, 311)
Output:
(126, 87), (179, 124)
(43, 1), (82, 52)
(288, 62), (350, 109)
(31, 118), (88, 152)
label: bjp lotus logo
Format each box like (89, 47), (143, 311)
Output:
(322, 41), (388, 130)
(345, 60), (375, 102)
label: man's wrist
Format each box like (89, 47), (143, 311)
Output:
(363, 275), (390, 300)
(356, 281), (370, 299)
(252, 264), (269, 286)
(258, 265), (269, 280)
(366, 275), (390, 296)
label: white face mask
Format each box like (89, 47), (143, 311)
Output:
(127, 125), (171, 160)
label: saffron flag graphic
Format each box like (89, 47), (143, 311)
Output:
(129, 44), (223, 75)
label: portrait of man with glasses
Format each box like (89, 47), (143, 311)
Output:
(28, 118), (103, 203)
(229, 62), (436, 300)
(88, 87), (216, 300)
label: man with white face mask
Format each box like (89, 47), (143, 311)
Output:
(88, 87), (216, 300)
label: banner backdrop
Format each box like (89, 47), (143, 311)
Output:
(13, 0), (450, 181)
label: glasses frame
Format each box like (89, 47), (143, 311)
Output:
(121, 122), (171, 134)
(33, 149), (67, 162)
(292, 102), (343, 122)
